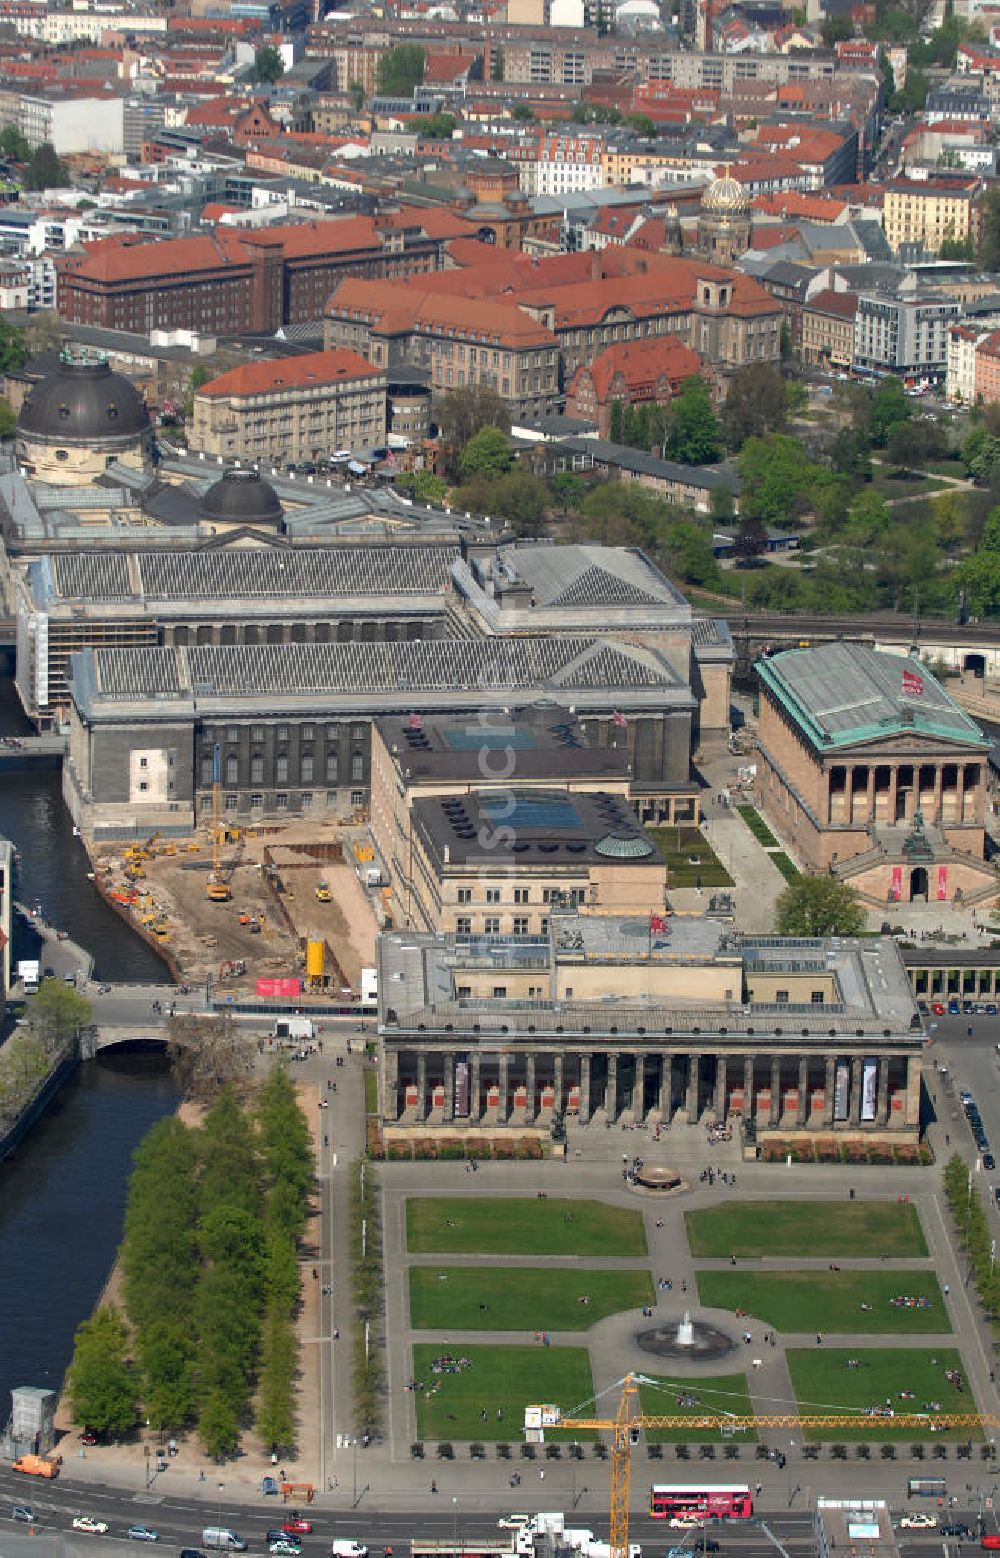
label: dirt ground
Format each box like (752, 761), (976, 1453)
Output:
(92, 822), (378, 1000)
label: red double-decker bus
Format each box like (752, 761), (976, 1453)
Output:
(649, 1485), (753, 1520)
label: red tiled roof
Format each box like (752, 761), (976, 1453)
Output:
(198, 349), (382, 399)
(806, 288), (859, 319)
(326, 277), (557, 347)
(752, 192), (848, 221)
(571, 336), (704, 402)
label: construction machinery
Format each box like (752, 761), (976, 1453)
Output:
(207, 743), (232, 903)
(526, 1375), (1000, 1558)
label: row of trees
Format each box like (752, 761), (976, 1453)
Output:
(66, 1073), (312, 1458)
(943, 1153), (1000, 1324)
(0, 979), (93, 1129)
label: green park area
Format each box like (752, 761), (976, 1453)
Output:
(786, 1347), (977, 1441)
(407, 1197), (647, 1257)
(685, 1200), (927, 1259)
(411, 1342), (594, 1442)
(695, 1269), (947, 1335)
(646, 826), (733, 888)
(638, 1373), (757, 1444)
(409, 1266), (653, 1332)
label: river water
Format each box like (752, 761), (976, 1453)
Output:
(0, 679), (180, 1418)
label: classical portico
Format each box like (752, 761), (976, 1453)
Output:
(756, 644), (993, 903)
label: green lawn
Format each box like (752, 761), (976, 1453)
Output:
(411, 1342), (594, 1441)
(736, 806), (779, 849)
(695, 1269), (947, 1334)
(364, 1068), (378, 1114)
(639, 1372), (757, 1443)
(770, 852), (801, 882)
(406, 1197), (647, 1256)
(685, 1201), (927, 1259)
(647, 825), (733, 888)
(786, 1347), (979, 1440)
(872, 471), (947, 499)
(409, 1266), (653, 1332)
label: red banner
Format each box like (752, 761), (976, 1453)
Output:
(937, 866), (948, 901)
(890, 865), (903, 901)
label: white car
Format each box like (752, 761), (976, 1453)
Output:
(899, 1514), (937, 1530)
(73, 1517), (110, 1535)
(669, 1516), (705, 1529)
(498, 1517), (532, 1532)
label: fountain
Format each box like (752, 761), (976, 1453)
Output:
(636, 1308), (734, 1363)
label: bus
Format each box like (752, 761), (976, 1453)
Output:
(649, 1486), (753, 1520)
(907, 1478), (947, 1498)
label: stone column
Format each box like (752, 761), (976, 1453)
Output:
(743, 1054), (754, 1120)
(865, 765), (876, 825)
(498, 1052), (509, 1125)
(848, 1056), (862, 1126)
(797, 1056), (809, 1126)
(686, 1053), (700, 1122)
(824, 1056), (836, 1125)
(888, 766), (899, 825)
(933, 765), (944, 825)
(579, 1053), (591, 1124)
(905, 1054), (922, 1128)
(634, 1053), (646, 1122)
(416, 1050), (427, 1124)
(606, 1053), (618, 1123)
(659, 1055), (672, 1120)
(824, 771), (833, 825)
(553, 1052), (564, 1116)
(845, 764), (855, 824)
(769, 1055), (781, 1127)
(715, 1055), (728, 1120)
(470, 1052), (482, 1123)
(877, 1056), (890, 1127)
(443, 1052), (454, 1123)
(525, 1053), (536, 1123)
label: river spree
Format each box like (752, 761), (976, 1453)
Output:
(0, 678), (180, 1418)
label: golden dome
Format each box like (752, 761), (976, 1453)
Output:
(701, 169), (751, 215)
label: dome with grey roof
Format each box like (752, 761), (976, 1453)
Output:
(19, 356), (151, 443)
(199, 470), (285, 530)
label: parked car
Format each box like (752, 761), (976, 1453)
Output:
(73, 1517), (110, 1535)
(985, 1155), (995, 1171)
(126, 1526), (160, 1543)
(81, 1429), (98, 1446)
(262, 1478), (280, 1498)
(981, 1536), (1000, 1550)
(498, 1517), (531, 1531)
(988, 1004), (998, 1016)
(941, 1525), (972, 1538)
(948, 998), (961, 1014)
(11, 1506), (34, 1523)
(900, 1514), (937, 1529)
(931, 1003), (946, 1016)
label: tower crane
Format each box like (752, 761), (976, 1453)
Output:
(526, 1375), (1000, 1558)
(206, 742), (232, 903)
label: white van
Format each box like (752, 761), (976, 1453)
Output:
(202, 1529), (247, 1551)
(331, 1543), (367, 1558)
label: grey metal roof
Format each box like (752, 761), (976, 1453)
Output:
(493, 543), (686, 610)
(758, 643), (988, 751)
(83, 634), (684, 706)
(555, 438), (742, 492)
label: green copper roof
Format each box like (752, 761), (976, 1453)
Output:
(757, 643), (989, 753)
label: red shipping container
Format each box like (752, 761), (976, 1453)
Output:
(256, 977), (303, 998)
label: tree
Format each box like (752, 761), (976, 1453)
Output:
(551, 471), (585, 511)
(737, 434), (818, 526)
(869, 377), (912, 447)
(412, 112), (456, 138)
(490, 469), (548, 535)
(624, 113), (655, 137)
(349, 81), (365, 111)
(24, 142), (67, 190)
(251, 45), (284, 84)
(512, 102), (536, 121)
(457, 425), (512, 482)
(821, 12), (853, 42)
(891, 66), (929, 111)
(981, 188), (1000, 271)
(830, 425), (872, 482)
(167, 1012), (254, 1101)
(723, 362), (787, 448)
(199, 1387), (240, 1460)
(732, 515), (767, 566)
(396, 468), (447, 504)
(491, 47), (504, 81)
(666, 375), (721, 465)
(0, 317), (26, 373)
(0, 397), (15, 439)
(436, 385), (510, 476)
(0, 123), (30, 161)
(376, 44), (425, 96)
(774, 876), (866, 937)
(22, 311), (60, 357)
(661, 519), (722, 590)
(24, 977), (91, 1052)
(66, 1305), (137, 1437)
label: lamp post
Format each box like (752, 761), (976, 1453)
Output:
(452, 1498), (459, 1553)
(218, 1483), (224, 1538)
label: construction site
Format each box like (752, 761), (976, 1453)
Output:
(90, 817), (380, 1002)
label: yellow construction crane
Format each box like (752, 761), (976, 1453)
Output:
(207, 743), (232, 903)
(528, 1375), (1000, 1558)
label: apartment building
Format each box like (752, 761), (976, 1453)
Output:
(0, 84), (125, 153)
(801, 289), (858, 368)
(974, 330), (1000, 404)
(946, 322), (983, 402)
(883, 177), (981, 255)
(853, 292), (961, 382)
(191, 350), (387, 465)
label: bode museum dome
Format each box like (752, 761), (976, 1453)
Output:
(17, 351), (153, 487)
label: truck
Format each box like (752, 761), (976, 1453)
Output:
(202, 1529), (247, 1551)
(12, 1455), (59, 1479)
(274, 1017), (314, 1043)
(516, 1522), (638, 1558)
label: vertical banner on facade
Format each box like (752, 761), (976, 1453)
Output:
(937, 866), (949, 901)
(861, 1058), (878, 1122)
(834, 1061), (850, 1121)
(454, 1057), (469, 1118)
(890, 865), (903, 901)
